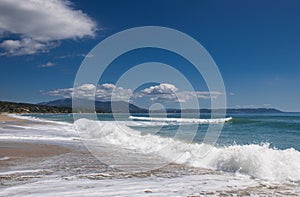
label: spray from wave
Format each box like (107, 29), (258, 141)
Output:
(75, 118), (300, 182)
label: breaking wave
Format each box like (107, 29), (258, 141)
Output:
(75, 118), (300, 182)
(129, 116), (232, 124)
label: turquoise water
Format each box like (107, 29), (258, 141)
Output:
(26, 113), (300, 151)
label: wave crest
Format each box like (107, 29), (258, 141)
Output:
(129, 116), (232, 124)
(74, 118), (300, 182)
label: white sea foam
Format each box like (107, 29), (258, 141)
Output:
(0, 174), (261, 197)
(75, 119), (300, 182)
(0, 157), (10, 161)
(8, 114), (70, 125)
(125, 121), (170, 127)
(129, 116), (232, 124)
(0, 135), (79, 141)
(0, 115), (78, 142)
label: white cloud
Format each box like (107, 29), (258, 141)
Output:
(57, 53), (95, 59)
(141, 83), (178, 95)
(0, 0), (97, 55)
(38, 61), (56, 67)
(43, 83), (222, 103)
(136, 83), (222, 103)
(95, 84), (132, 101)
(176, 91), (221, 102)
(44, 83), (132, 101)
(0, 38), (57, 55)
(43, 88), (72, 98)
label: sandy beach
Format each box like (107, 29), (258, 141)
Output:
(0, 141), (71, 168)
(0, 113), (27, 123)
(0, 113), (73, 178)
(1, 113), (70, 160)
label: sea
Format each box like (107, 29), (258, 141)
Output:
(1, 113), (300, 196)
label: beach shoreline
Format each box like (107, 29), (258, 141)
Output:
(0, 113), (73, 170)
(0, 141), (71, 169)
(0, 113), (299, 196)
(0, 113), (27, 123)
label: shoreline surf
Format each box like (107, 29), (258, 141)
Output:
(0, 113), (299, 196)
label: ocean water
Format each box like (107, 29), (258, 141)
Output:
(1, 113), (300, 196)
(25, 112), (300, 150)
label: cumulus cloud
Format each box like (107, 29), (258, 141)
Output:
(141, 83), (178, 95)
(135, 83), (222, 103)
(135, 83), (179, 102)
(44, 83), (132, 101)
(0, 38), (57, 55)
(0, 0), (97, 55)
(176, 91), (221, 102)
(44, 87), (73, 98)
(95, 84), (132, 101)
(43, 83), (223, 103)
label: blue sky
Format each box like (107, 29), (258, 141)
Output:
(0, 0), (300, 111)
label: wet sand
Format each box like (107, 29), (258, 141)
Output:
(0, 114), (27, 123)
(0, 141), (71, 168)
(0, 113), (71, 168)
(0, 113), (54, 127)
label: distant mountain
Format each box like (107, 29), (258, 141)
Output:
(39, 98), (148, 113)
(0, 99), (284, 114)
(153, 108), (284, 114)
(225, 108), (283, 114)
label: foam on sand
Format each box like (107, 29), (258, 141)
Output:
(0, 114), (78, 142)
(0, 173), (261, 197)
(0, 157), (10, 161)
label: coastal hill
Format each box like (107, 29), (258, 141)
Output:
(0, 99), (284, 114)
(0, 99), (147, 113)
(0, 101), (71, 113)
